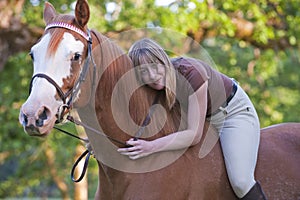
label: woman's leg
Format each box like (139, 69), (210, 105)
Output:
(220, 86), (261, 198)
(209, 85), (262, 198)
(220, 108), (260, 197)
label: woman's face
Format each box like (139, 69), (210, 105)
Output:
(138, 63), (166, 90)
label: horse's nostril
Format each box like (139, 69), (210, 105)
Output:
(40, 108), (48, 120)
(36, 118), (43, 127)
(36, 108), (48, 127)
(22, 113), (28, 126)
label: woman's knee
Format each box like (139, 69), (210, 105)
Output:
(230, 177), (256, 198)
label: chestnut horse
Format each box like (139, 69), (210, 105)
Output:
(19, 0), (300, 199)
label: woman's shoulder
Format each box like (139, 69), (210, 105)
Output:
(171, 57), (194, 73)
(171, 57), (209, 92)
(171, 57), (209, 69)
(170, 57), (183, 67)
(171, 57), (209, 79)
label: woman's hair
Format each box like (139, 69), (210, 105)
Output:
(128, 38), (176, 109)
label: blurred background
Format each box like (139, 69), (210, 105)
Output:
(0, 0), (299, 199)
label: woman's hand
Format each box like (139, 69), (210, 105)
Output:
(117, 138), (155, 160)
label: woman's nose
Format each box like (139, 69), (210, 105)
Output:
(148, 68), (156, 80)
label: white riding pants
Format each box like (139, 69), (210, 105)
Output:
(208, 85), (260, 198)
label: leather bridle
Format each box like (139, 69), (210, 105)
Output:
(29, 73), (71, 105)
(29, 28), (94, 123)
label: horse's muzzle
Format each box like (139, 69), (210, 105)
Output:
(24, 124), (45, 137)
(19, 106), (54, 136)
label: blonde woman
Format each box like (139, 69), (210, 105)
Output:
(118, 38), (266, 199)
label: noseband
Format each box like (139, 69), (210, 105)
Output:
(29, 73), (71, 105)
(29, 22), (95, 122)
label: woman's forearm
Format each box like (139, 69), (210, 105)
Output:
(151, 129), (200, 153)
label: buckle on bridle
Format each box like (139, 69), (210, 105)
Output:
(56, 104), (70, 124)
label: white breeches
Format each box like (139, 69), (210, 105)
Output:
(208, 85), (260, 198)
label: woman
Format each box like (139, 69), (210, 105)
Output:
(118, 38), (266, 199)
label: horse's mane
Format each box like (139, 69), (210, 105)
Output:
(91, 31), (185, 142)
(45, 13), (185, 143)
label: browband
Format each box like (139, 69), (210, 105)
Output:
(45, 22), (90, 41)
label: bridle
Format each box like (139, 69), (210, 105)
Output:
(29, 22), (95, 123)
(29, 73), (72, 121)
(28, 22), (101, 182)
(28, 22), (162, 182)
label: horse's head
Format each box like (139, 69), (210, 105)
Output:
(19, 0), (92, 136)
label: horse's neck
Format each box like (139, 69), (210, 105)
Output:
(88, 31), (184, 141)
(75, 30), (127, 106)
(90, 31), (145, 137)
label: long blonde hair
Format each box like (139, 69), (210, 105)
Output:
(128, 38), (176, 109)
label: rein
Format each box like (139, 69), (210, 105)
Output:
(54, 93), (161, 182)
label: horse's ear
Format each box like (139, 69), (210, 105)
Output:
(43, 2), (57, 25)
(75, 0), (90, 28)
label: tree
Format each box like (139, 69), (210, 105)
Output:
(0, 0), (43, 71)
(0, 0), (299, 198)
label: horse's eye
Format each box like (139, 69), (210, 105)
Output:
(73, 53), (81, 61)
(29, 52), (34, 61)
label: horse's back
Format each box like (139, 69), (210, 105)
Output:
(257, 123), (300, 200)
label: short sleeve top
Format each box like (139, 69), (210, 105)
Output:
(171, 57), (233, 116)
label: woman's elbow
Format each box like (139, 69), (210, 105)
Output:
(191, 133), (202, 146)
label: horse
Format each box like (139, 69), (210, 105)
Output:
(19, 0), (300, 199)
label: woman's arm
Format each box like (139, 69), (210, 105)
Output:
(118, 81), (208, 160)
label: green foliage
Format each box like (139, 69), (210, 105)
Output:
(0, 53), (98, 198)
(202, 38), (300, 126)
(1, 0), (299, 198)
(0, 53), (33, 155)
